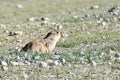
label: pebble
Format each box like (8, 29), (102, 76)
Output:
(61, 33), (68, 38)
(72, 16), (78, 19)
(9, 31), (17, 36)
(101, 22), (107, 26)
(90, 5), (99, 9)
(115, 53), (120, 57)
(0, 61), (8, 66)
(2, 66), (8, 71)
(14, 31), (23, 35)
(41, 17), (49, 21)
(91, 61), (97, 67)
(16, 4), (23, 9)
(48, 60), (59, 66)
(50, 55), (60, 60)
(25, 61), (31, 65)
(39, 61), (47, 67)
(27, 17), (35, 22)
(23, 73), (28, 79)
(11, 61), (25, 66)
(0, 24), (6, 29)
(59, 58), (66, 63)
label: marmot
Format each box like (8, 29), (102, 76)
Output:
(21, 31), (61, 53)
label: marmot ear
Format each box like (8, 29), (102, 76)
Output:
(44, 32), (51, 39)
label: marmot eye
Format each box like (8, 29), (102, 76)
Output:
(56, 31), (59, 34)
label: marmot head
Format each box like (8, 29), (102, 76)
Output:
(44, 31), (61, 41)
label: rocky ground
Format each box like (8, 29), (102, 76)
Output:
(0, 0), (120, 80)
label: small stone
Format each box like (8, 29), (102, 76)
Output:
(101, 22), (107, 26)
(0, 61), (7, 66)
(25, 61), (31, 65)
(9, 32), (17, 36)
(90, 5), (99, 9)
(23, 73), (28, 79)
(50, 55), (60, 60)
(11, 61), (24, 66)
(14, 31), (23, 35)
(27, 17), (35, 22)
(16, 39), (22, 42)
(115, 53), (120, 57)
(2, 66), (8, 71)
(59, 58), (66, 63)
(72, 16), (78, 19)
(61, 33), (68, 38)
(17, 56), (21, 60)
(0, 24), (6, 29)
(39, 61), (47, 67)
(91, 61), (97, 66)
(48, 60), (59, 66)
(16, 4), (23, 9)
(41, 17), (49, 21)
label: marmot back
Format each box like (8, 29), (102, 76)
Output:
(21, 31), (61, 53)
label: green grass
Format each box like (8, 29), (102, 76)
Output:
(0, 0), (120, 80)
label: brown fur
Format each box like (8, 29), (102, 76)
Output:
(21, 31), (61, 53)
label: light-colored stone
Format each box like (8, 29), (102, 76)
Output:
(11, 61), (25, 66)
(0, 24), (6, 28)
(115, 53), (120, 57)
(62, 33), (68, 38)
(14, 31), (23, 35)
(0, 61), (7, 66)
(90, 5), (99, 9)
(72, 15), (78, 19)
(48, 61), (59, 66)
(39, 61), (47, 67)
(2, 66), (8, 71)
(16, 4), (23, 9)
(91, 61), (97, 67)
(41, 17), (49, 21)
(59, 58), (66, 63)
(27, 17), (35, 22)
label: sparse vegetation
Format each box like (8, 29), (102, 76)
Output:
(0, 0), (120, 80)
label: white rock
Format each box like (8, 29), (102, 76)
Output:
(25, 61), (31, 65)
(72, 16), (78, 19)
(62, 33), (68, 38)
(16, 4), (23, 9)
(91, 61), (97, 66)
(101, 22), (107, 26)
(0, 61), (8, 66)
(41, 17), (49, 21)
(59, 58), (66, 63)
(39, 61), (47, 67)
(27, 17), (35, 22)
(11, 62), (19, 66)
(90, 5), (99, 9)
(14, 31), (23, 35)
(48, 61), (59, 66)
(115, 53), (120, 57)
(0, 24), (6, 28)
(11, 61), (25, 66)
(17, 56), (21, 60)
(23, 73), (28, 79)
